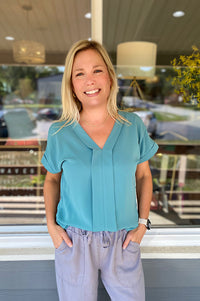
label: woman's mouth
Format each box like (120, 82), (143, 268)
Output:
(84, 89), (100, 95)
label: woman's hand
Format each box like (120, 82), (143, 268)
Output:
(48, 223), (73, 249)
(122, 224), (146, 249)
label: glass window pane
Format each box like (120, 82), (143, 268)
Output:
(103, 0), (200, 227)
(0, 0), (91, 225)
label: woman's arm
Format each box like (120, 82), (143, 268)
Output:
(44, 171), (73, 248)
(135, 160), (153, 220)
(122, 160), (152, 249)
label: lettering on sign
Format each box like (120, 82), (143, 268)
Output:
(0, 167), (37, 175)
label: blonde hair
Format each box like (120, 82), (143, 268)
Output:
(58, 39), (126, 127)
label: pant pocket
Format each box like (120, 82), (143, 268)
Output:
(55, 229), (85, 286)
(55, 240), (65, 251)
(115, 237), (144, 288)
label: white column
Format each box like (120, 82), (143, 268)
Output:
(91, 0), (103, 44)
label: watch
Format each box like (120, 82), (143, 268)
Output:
(138, 218), (151, 230)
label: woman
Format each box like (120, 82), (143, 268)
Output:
(42, 40), (158, 301)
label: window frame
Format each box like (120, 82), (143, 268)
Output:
(0, 226), (200, 261)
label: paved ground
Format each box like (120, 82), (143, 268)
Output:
(152, 104), (200, 141)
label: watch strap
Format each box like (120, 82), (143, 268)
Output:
(139, 218), (151, 230)
(138, 218), (148, 225)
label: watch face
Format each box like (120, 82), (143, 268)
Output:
(147, 219), (151, 230)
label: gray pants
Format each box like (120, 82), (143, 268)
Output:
(55, 226), (145, 301)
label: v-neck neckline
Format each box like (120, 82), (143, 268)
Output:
(72, 117), (123, 150)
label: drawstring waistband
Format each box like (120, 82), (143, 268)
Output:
(66, 226), (127, 248)
(86, 232), (93, 245)
(85, 231), (111, 248)
(102, 232), (110, 248)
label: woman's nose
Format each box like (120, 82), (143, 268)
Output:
(85, 74), (95, 85)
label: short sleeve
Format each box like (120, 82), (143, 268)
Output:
(138, 130), (158, 163)
(133, 113), (158, 164)
(41, 124), (62, 174)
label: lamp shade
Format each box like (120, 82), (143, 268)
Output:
(13, 40), (45, 64)
(117, 41), (157, 79)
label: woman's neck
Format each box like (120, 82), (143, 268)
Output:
(80, 107), (109, 126)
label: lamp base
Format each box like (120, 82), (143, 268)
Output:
(129, 77), (144, 100)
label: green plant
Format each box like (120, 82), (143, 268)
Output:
(31, 175), (45, 187)
(171, 46), (200, 106)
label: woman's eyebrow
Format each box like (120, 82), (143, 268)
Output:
(93, 64), (104, 68)
(73, 64), (105, 72)
(74, 68), (84, 72)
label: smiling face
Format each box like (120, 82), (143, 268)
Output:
(71, 48), (111, 111)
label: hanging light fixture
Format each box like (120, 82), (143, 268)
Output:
(13, 4), (45, 64)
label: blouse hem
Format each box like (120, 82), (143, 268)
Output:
(56, 219), (138, 232)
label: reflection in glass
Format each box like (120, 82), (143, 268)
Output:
(0, 65), (199, 226)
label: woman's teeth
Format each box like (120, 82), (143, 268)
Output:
(85, 89), (99, 95)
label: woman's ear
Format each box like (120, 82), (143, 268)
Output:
(109, 77), (113, 89)
(71, 84), (76, 98)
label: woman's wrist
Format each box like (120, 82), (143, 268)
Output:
(138, 223), (147, 231)
(47, 219), (57, 230)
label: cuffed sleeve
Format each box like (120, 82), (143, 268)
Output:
(41, 124), (62, 174)
(132, 113), (158, 163)
(138, 130), (158, 163)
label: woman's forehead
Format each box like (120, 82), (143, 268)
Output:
(73, 48), (106, 68)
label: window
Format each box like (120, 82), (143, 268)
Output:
(0, 0), (200, 228)
(0, 0), (91, 226)
(103, 0), (200, 227)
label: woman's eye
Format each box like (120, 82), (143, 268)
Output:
(76, 72), (84, 77)
(94, 69), (102, 73)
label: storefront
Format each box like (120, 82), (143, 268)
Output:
(0, 1), (200, 300)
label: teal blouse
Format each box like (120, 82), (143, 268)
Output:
(41, 111), (158, 232)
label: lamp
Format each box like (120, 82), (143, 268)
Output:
(13, 5), (45, 64)
(13, 40), (45, 64)
(117, 41), (157, 99)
